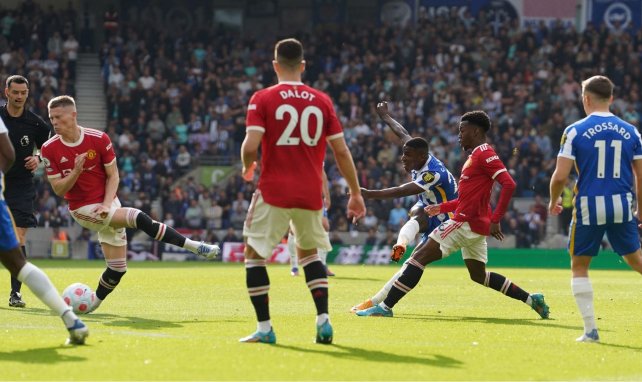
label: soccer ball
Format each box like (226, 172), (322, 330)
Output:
(62, 283), (95, 314)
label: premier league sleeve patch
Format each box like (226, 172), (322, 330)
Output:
(422, 172), (435, 183)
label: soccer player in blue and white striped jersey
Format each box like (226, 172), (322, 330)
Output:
(550, 75), (642, 343)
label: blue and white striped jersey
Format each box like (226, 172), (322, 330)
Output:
(411, 154), (458, 221)
(558, 112), (642, 225)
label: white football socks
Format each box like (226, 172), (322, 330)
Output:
(372, 267), (405, 304)
(258, 320), (272, 333)
(316, 313), (329, 326)
(397, 219), (420, 246)
(184, 238), (200, 253)
(572, 277), (597, 333)
(17, 263), (78, 326)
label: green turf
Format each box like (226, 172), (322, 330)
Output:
(1, 261), (641, 381)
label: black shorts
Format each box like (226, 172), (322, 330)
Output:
(4, 179), (37, 228)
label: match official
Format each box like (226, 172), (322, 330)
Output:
(1, 75), (53, 308)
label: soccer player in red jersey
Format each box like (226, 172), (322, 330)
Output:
(356, 111), (550, 319)
(41, 95), (219, 313)
(239, 38), (365, 344)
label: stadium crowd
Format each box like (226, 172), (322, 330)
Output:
(2, 4), (641, 248)
(0, 2), (79, 230)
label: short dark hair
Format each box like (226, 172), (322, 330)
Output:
(274, 38), (303, 69)
(404, 137), (429, 153)
(6, 75), (29, 89)
(582, 75), (613, 101)
(461, 110), (491, 132)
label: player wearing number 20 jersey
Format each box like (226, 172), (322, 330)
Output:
(240, 38), (365, 345)
(245, 81), (343, 210)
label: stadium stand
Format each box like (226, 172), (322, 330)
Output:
(4, 2), (641, 253)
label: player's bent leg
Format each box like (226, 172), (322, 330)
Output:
(360, 240), (442, 317)
(352, 266), (405, 313)
(467, 259), (550, 319)
(112, 207), (220, 260)
(240, 244), (275, 344)
(90, 243), (128, 313)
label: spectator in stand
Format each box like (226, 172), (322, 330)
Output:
(361, 209), (379, 232)
(184, 199), (203, 229)
(222, 227), (240, 243)
(365, 228), (378, 246)
(388, 200), (407, 230)
(377, 230), (397, 247)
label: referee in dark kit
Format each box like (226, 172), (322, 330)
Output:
(1, 75), (54, 308)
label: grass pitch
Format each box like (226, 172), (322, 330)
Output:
(1, 261), (641, 381)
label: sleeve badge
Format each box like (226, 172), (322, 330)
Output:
(422, 172), (435, 183)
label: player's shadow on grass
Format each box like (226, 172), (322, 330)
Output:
(0, 346), (86, 364)
(333, 276), (385, 282)
(595, 341), (642, 352)
(0, 306), (54, 316)
(276, 343), (463, 368)
(84, 313), (184, 329)
(84, 312), (229, 330)
(398, 314), (581, 331)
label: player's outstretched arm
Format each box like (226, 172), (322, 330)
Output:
(376, 101), (411, 145)
(361, 182), (424, 199)
(328, 137), (366, 221)
(0, 131), (15, 173)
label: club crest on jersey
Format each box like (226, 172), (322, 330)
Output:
(422, 172), (435, 183)
(86, 149), (97, 160)
(20, 135), (29, 147)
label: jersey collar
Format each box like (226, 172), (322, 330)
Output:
(60, 126), (85, 147)
(412, 156), (433, 176)
(278, 81), (304, 86)
(471, 143), (486, 155)
(589, 111), (615, 117)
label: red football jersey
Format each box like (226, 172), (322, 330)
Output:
(41, 127), (116, 210)
(440, 143), (512, 235)
(246, 81), (343, 210)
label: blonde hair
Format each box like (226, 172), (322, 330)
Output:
(48, 95), (76, 110)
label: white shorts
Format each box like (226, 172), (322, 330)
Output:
(70, 198), (127, 247)
(243, 191), (331, 259)
(428, 220), (487, 263)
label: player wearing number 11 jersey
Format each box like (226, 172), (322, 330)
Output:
(240, 38), (365, 344)
(549, 75), (642, 342)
